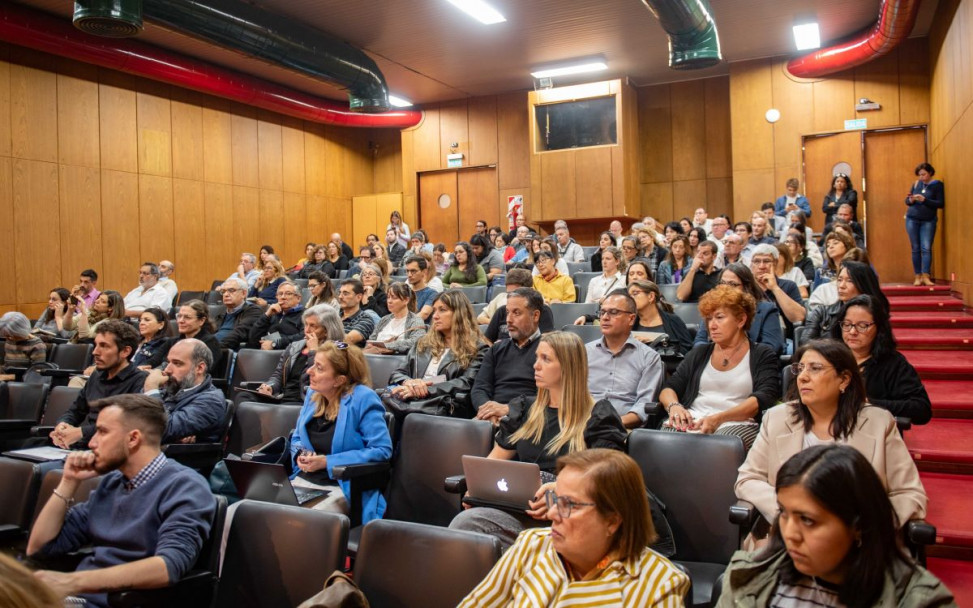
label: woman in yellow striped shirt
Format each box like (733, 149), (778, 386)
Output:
(459, 449), (689, 607)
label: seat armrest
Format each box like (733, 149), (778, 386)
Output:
(107, 570), (215, 608)
(4, 366), (28, 380)
(729, 500), (757, 527)
(238, 381), (264, 389)
(331, 462), (390, 480)
(0, 419), (38, 432)
(643, 402), (666, 429)
(895, 417), (913, 433)
(38, 368), (84, 378)
(906, 520), (937, 546)
(163, 442), (222, 456)
(30, 425), (56, 437)
(444, 475), (467, 494)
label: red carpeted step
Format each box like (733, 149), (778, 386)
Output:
(888, 295), (965, 312)
(927, 558), (973, 607)
(902, 351), (973, 380)
(921, 473), (973, 549)
(883, 284), (953, 296)
(906, 420), (973, 467)
(895, 328), (973, 349)
(924, 380), (973, 419)
(892, 311), (973, 329)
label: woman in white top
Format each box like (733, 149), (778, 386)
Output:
(773, 243), (809, 298)
(386, 210), (411, 249)
(585, 246), (625, 304)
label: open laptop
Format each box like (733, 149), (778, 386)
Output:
(462, 455), (542, 512)
(223, 459), (327, 506)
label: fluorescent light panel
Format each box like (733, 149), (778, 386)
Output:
(793, 23), (820, 51)
(446, 0), (506, 25)
(387, 95), (413, 108)
(530, 61), (608, 79)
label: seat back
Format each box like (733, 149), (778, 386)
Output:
(581, 245), (599, 258)
(40, 386), (81, 426)
(385, 414), (493, 526)
(176, 290), (208, 306)
(672, 302), (703, 331)
(32, 469), (103, 524)
(229, 349), (283, 394)
(211, 349), (236, 384)
(216, 501), (348, 608)
(0, 457), (40, 530)
(627, 429), (745, 564)
(549, 303), (598, 332)
(355, 520), (501, 608)
(572, 272), (600, 301)
(49, 343), (94, 371)
(459, 285), (487, 304)
(364, 354), (407, 390)
(226, 402), (302, 456)
(207, 304), (227, 321)
(782, 364), (796, 399)
(561, 324), (603, 344)
(565, 261), (591, 275)
(2, 382), (50, 421)
(659, 283), (680, 303)
(471, 303), (488, 318)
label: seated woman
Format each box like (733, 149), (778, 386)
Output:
(589, 231), (614, 273)
(782, 230), (815, 282)
(250, 259), (288, 306)
(324, 241), (348, 276)
(804, 259), (886, 340)
(459, 449), (690, 607)
(584, 246), (625, 304)
(304, 271), (337, 309)
(494, 233), (515, 264)
(773, 242), (809, 298)
(687, 227), (707, 257)
(721, 445), (952, 607)
(815, 230), (855, 288)
(33, 288), (75, 340)
(627, 280), (693, 354)
(387, 290), (488, 419)
(442, 241), (487, 288)
(736, 339), (927, 534)
(288, 342), (393, 522)
(532, 250), (576, 304)
(147, 299), (222, 370)
(694, 264), (785, 355)
(254, 304), (344, 404)
(657, 235), (691, 285)
(832, 295), (932, 424)
(287, 242), (316, 274)
(63, 290), (126, 343)
(471, 234), (505, 284)
(299, 245), (335, 280)
(663, 221), (684, 246)
(449, 332), (627, 549)
(0, 312), (47, 379)
(659, 285), (781, 450)
(359, 263), (389, 318)
(531, 236), (571, 277)
(432, 242), (449, 275)
(132, 307), (175, 369)
(364, 282), (427, 355)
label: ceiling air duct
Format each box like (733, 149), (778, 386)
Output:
(74, 0), (143, 37)
(640, 0), (722, 69)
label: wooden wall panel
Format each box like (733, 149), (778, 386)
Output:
(706, 177), (733, 218)
(305, 195), (330, 244)
(731, 168), (775, 220)
(540, 152), (577, 220)
(281, 118), (306, 193)
(439, 101), (469, 165)
(853, 52), (901, 129)
(899, 39), (932, 125)
(673, 179), (707, 220)
(637, 84), (673, 184)
(232, 186), (262, 252)
(370, 127), (403, 194)
(671, 80), (706, 181)
(259, 189), (286, 260)
(100, 170), (139, 291)
(13, 160), (59, 304)
(0, 45), (10, 158)
(770, 59), (814, 173)
(704, 77), (732, 179)
(811, 77), (856, 133)
(139, 175), (174, 264)
(458, 168), (499, 234)
(304, 125), (328, 196)
(257, 115), (283, 192)
(0, 159), (16, 304)
(10, 62), (57, 163)
(58, 165), (102, 287)
(172, 179), (208, 292)
(282, 192), (309, 260)
(575, 148), (613, 218)
(640, 182), (674, 221)
(467, 96), (498, 166)
(399, 128), (417, 226)
(351, 195), (378, 249)
(202, 106), (232, 184)
(497, 92), (530, 190)
(413, 108), (441, 172)
(171, 100), (204, 180)
(231, 113), (259, 187)
(204, 183), (234, 279)
(325, 196), (353, 241)
(99, 73), (138, 173)
(137, 91), (172, 177)
(729, 60), (775, 172)
(57, 68), (100, 168)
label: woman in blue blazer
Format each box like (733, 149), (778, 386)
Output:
(289, 341), (392, 524)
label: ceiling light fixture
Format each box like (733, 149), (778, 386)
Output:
(793, 22), (820, 51)
(530, 61), (608, 79)
(387, 94), (413, 108)
(446, 0), (506, 25)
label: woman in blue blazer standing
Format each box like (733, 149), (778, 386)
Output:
(289, 341), (392, 523)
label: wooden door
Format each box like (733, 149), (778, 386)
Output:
(863, 128), (928, 283)
(458, 168), (499, 240)
(419, 172), (460, 246)
(803, 131), (863, 233)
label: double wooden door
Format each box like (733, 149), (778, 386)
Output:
(418, 168), (498, 247)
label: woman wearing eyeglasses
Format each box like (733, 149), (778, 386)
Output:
(831, 295), (931, 424)
(804, 261), (887, 341)
(532, 250), (576, 304)
(459, 449), (689, 607)
(299, 245), (336, 280)
(626, 280), (693, 355)
(449, 332), (627, 549)
(736, 339), (927, 541)
(304, 271), (337, 309)
(144, 299), (223, 370)
(658, 285), (781, 450)
(289, 341), (393, 522)
(359, 263), (389, 318)
(249, 259), (288, 306)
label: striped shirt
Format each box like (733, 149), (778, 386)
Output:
(771, 579), (844, 607)
(458, 527), (689, 607)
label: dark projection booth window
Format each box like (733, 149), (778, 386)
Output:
(534, 96), (617, 152)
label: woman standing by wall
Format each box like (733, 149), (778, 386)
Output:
(905, 163), (945, 286)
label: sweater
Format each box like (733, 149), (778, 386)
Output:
(441, 265), (487, 287)
(905, 179), (945, 222)
(471, 333), (541, 408)
(532, 272), (577, 303)
(862, 351), (933, 424)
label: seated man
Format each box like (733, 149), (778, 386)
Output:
(402, 255), (437, 321)
(157, 260), (178, 302)
(554, 223), (586, 263)
(484, 288), (555, 344)
(750, 244), (806, 326)
(75, 268), (101, 309)
(676, 241), (719, 303)
(247, 281), (304, 349)
(123, 263), (173, 318)
(144, 339), (226, 444)
(472, 288), (543, 425)
(28, 394), (216, 608)
(213, 278), (263, 349)
(52, 321), (149, 450)
(227, 253), (260, 290)
(476, 268), (533, 325)
(337, 279), (375, 348)
(586, 291), (664, 429)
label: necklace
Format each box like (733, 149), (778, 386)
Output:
(716, 339), (745, 367)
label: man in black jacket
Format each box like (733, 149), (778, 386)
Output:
(214, 277), (263, 349)
(247, 281), (304, 349)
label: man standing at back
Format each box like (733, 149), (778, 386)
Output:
(29, 394), (216, 608)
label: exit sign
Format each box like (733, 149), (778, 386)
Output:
(844, 118), (867, 130)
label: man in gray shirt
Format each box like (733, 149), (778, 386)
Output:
(585, 291), (664, 429)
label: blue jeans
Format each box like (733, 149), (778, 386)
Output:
(905, 218), (937, 274)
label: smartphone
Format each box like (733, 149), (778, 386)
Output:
(69, 295), (80, 306)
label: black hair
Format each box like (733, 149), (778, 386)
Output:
(787, 340), (866, 440)
(179, 299), (216, 334)
(80, 268), (98, 281)
(839, 261), (889, 312)
(914, 163), (935, 176)
(340, 278), (365, 296)
(760, 201), (775, 211)
(260, 245), (275, 255)
(604, 289), (637, 314)
(140, 307), (176, 338)
(95, 319), (141, 359)
(626, 260), (654, 284)
(720, 263), (763, 303)
(831, 294), (896, 361)
(664, 221), (684, 236)
(470, 234), (494, 262)
(451, 241), (480, 284)
(40, 287), (71, 324)
(404, 255), (428, 271)
(733, 221), (752, 235)
(141, 262), (160, 277)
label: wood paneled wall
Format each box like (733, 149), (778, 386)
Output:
(728, 39), (931, 223)
(0, 44), (382, 317)
(929, 0), (973, 304)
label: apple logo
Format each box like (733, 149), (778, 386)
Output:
(497, 478), (509, 492)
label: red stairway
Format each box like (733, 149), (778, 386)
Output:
(885, 284), (973, 603)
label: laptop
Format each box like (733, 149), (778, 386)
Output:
(462, 455), (542, 512)
(223, 459), (327, 506)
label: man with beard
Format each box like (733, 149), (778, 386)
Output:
(143, 339), (226, 444)
(28, 394), (216, 607)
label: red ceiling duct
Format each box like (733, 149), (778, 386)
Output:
(0, 2), (421, 128)
(786, 0), (921, 79)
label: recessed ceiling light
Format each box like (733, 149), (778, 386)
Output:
(793, 23), (820, 51)
(388, 95), (413, 108)
(446, 0), (506, 25)
(530, 61), (608, 79)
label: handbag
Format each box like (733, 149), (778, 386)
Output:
(297, 570), (369, 608)
(381, 391), (471, 418)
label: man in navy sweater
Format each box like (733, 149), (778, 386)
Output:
(28, 394), (216, 607)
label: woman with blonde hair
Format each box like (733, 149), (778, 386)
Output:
(288, 341), (392, 522)
(584, 245), (626, 304)
(449, 331), (627, 548)
(250, 258), (288, 305)
(0, 553), (61, 608)
(63, 290), (126, 342)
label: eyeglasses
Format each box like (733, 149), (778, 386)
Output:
(277, 291), (299, 298)
(718, 280), (742, 288)
(222, 288), (241, 294)
(840, 321), (875, 333)
(598, 308), (634, 319)
(790, 362), (835, 376)
(621, 245), (636, 251)
(545, 490), (596, 519)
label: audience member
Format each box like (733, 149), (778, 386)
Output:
(694, 264), (784, 355)
(299, 245), (335, 280)
(822, 173), (858, 225)
(142, 300), (221, 370)
(693, 207), (713, 233)
(774, 177), (811, 217)
(443, 241), (487, 287)
(385, 227), (407, 267)
(687, 226), (707, 255)
(609, 219), (624, 246)
(123, 263), (172, 317)
(249, 259), (288, 306)
(532, 236), (571, 277)
(657, 235), (690, 285)
(749, 216), (776, 246)
(131, 307), (174, 369)
(365, 282), (427, 355)
(359, 263), (389, 318)
(477, 268), (533, 324)
(63, 290), (126, 342)
(749, 244), (807, 326)
(0, 312), (47, 376)
(585, 246), (625, 304)
(472, 219), (488, 240)
(324, 241), (349, 275)
(336, 279), (375, 348)
(74, 268), (101, 309)
(387, 210), (411, 248)
(157, 260), (178, 301)
(659, 286), (780, 450)
(626, 260), (653, 284)
(289, 242), (316, 273)
(330, 233), (355, 261)
(258, 245), (276, 265)
(905, 162), (945, 287)
(248, 281), (305, 349)
(304, 271), (337, 309)
(403, 255), (437, 321)
(663, 221), (684, 246)
(625, 280), (693, 354)
(589, 231), (614, 273)
(809, 246), (871, 308)
(804, 260), (886, 340)
(676, 240), (719, 303)
(554, 224), (585, 263)
(33, 287), (75, 339)
(213, 277), (263, 350)
(508, 226), (533, 264)
(760, 202), (784, 237)
(532, 250), (576, 304)
(228, 252), (260, 289)
(782, 230), (815, 282)
(721, 233), (749, 267)
(733, 222), (757, 261)
(635, 228), (668, 277)
(471, 234), (505, 283)
(256, 304), (344, 403)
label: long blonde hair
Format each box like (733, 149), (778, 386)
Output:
(310, 342), (371, 421)
(416, 290), (481, 367)
(509, 332), (594, 455)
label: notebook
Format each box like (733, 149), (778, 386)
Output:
(223, 459), (327, 506)
(462, 455), (542, 512)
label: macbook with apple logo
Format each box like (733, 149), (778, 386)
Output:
(461, 455), (542, 512)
